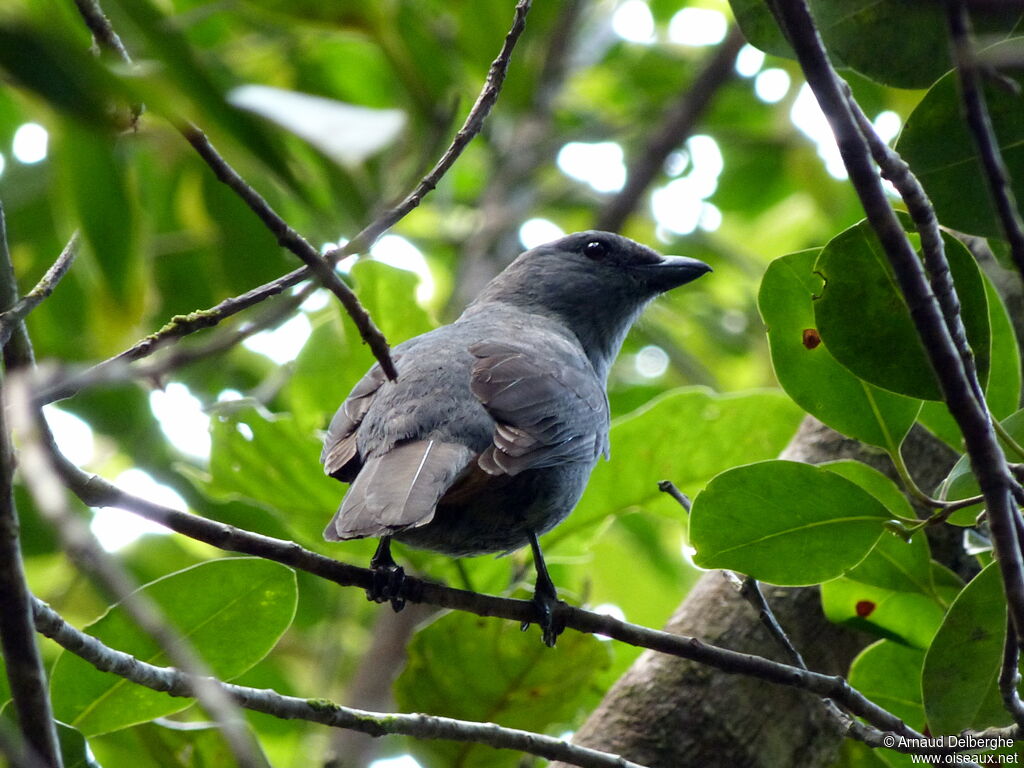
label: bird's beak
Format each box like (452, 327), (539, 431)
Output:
(635, 255), (712, 291)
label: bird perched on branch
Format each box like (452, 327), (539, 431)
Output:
(321, 230), (710, 645)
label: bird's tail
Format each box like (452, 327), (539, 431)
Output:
(323, 439), (475, 541)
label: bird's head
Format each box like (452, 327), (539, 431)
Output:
(467, 230), (711, 377)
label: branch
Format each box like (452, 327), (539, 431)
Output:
(31, 598), (648, 768)
(0, 205), (62, 768)
(0, 232), (79, 349)
(946, 0), (1024, 280)
(45, 444), (948, 743)
(596, 25), (745, 233)
(847, 92), (986, 406)
(38, 284), (313, 404)
(65, 0), (535, 394)
(7, 375), (268, 768)
(1001, 616), (1024, 727)
(769, 0), (1024, 654)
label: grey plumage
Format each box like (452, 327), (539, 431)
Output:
(322, 230), (710, 565)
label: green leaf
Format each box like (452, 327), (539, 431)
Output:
(759, 250), (920, 449)
(813, 219), (990, 401)
(50, 558), (297, 736)
(547, 388), (803, 551)
(727, 0), (793, 58)
(849, 640), (926, 729)
(897, 39), (1024, 239)
(820, 562), (960, 649)
(918, 272), (1021, 448)
(810, 2), (1020, 89)
(690, 460), (890, 584)
(922, 561), (1009, 734)
(395, 610), (611, 768)
(940, 408), (1024, 525)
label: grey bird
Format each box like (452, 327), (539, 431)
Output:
(321, 230), (710, 644)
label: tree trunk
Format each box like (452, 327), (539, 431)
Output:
(554, 417), (956, 768)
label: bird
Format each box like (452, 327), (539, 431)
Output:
(321, 230), (711, 645)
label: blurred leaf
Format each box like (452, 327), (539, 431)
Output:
(690, 460), (889, 584)
(50, 558), (297, 736)
(55, 122), (141, 308)
(396, 610), (611, 768)
(229, 85), (406, 168)
(91, 719), (261, 768)
(759, 249), (920, 449)
(814, 219), (989, 401)
(897, 39), (1024, 239)
(189, 405), (342, 546)
(727, 0), (793, 58)
(922, 562), (1010, 734)
(547, 388), (803, 551)
(940, 408), (1024, 525)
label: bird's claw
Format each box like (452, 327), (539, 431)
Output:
(521, 587), (567, 647)
(367, 562), (406, 612)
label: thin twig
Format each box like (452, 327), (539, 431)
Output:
(72, 0), (131, 63)
(769, 0), (1024, 655)
(0, 205), (63, 768)
(179, 124), (397, 381)
(946, 0), (1024, 280)
(38, 284), (313, 403)
(656, 479), (692, 512)
(0, 232), (79, 349)
(847, 91), (986, 407)
(62, 0), (535, 398)
(1001, 616), (1024, 727)
(7, 375), (269, 768)
(30, 597), (646, 768)
(596, 25), (746, 233)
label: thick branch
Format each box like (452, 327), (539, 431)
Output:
(596, 26), (745, 233)
(31, 598), (646, 768)
(0, 204), (63, 768)
(771, 0), (1024, 652)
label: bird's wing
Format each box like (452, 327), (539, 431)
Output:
(320, 361), (390, 481)
(469, 339), (610, 476)
(324, 439), (475, 540)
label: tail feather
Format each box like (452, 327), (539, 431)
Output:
(324, 440), (474, 541)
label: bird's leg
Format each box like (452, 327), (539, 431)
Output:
(522, 530), (567, 647)
(368, 536), (406, 612)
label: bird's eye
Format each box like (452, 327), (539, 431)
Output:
(583, 241), (607, 260)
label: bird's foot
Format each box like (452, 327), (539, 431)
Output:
(520, 584), (568, 647)
(368, 538), (406, 612)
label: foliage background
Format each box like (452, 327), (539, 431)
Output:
(2, 0), (1023, 766)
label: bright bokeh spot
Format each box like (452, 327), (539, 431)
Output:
(557, 141), (627, 193)
(790, 84), (847, 180)
(369, 757), (423, 768)
(873, 110), (902, 144)
(149, 383), (212, 460)
(519, 218), (565, 249)
(43, 405), (95, 466)
(754, 68), (791, 104)
(651, 134), (723, 235)
(668, 7), (727, 46)
(92, 469), (179, 551)
(699, 202), (722, 232)
(371, 234), (435, 303)
(735, 44), (765, 77)
(0, 152), (6, 178)
(243, 313), (313, 365)
(12, 123), (48, 164)
(635, 345), (669, 378)
(612, 0), (655, 44)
